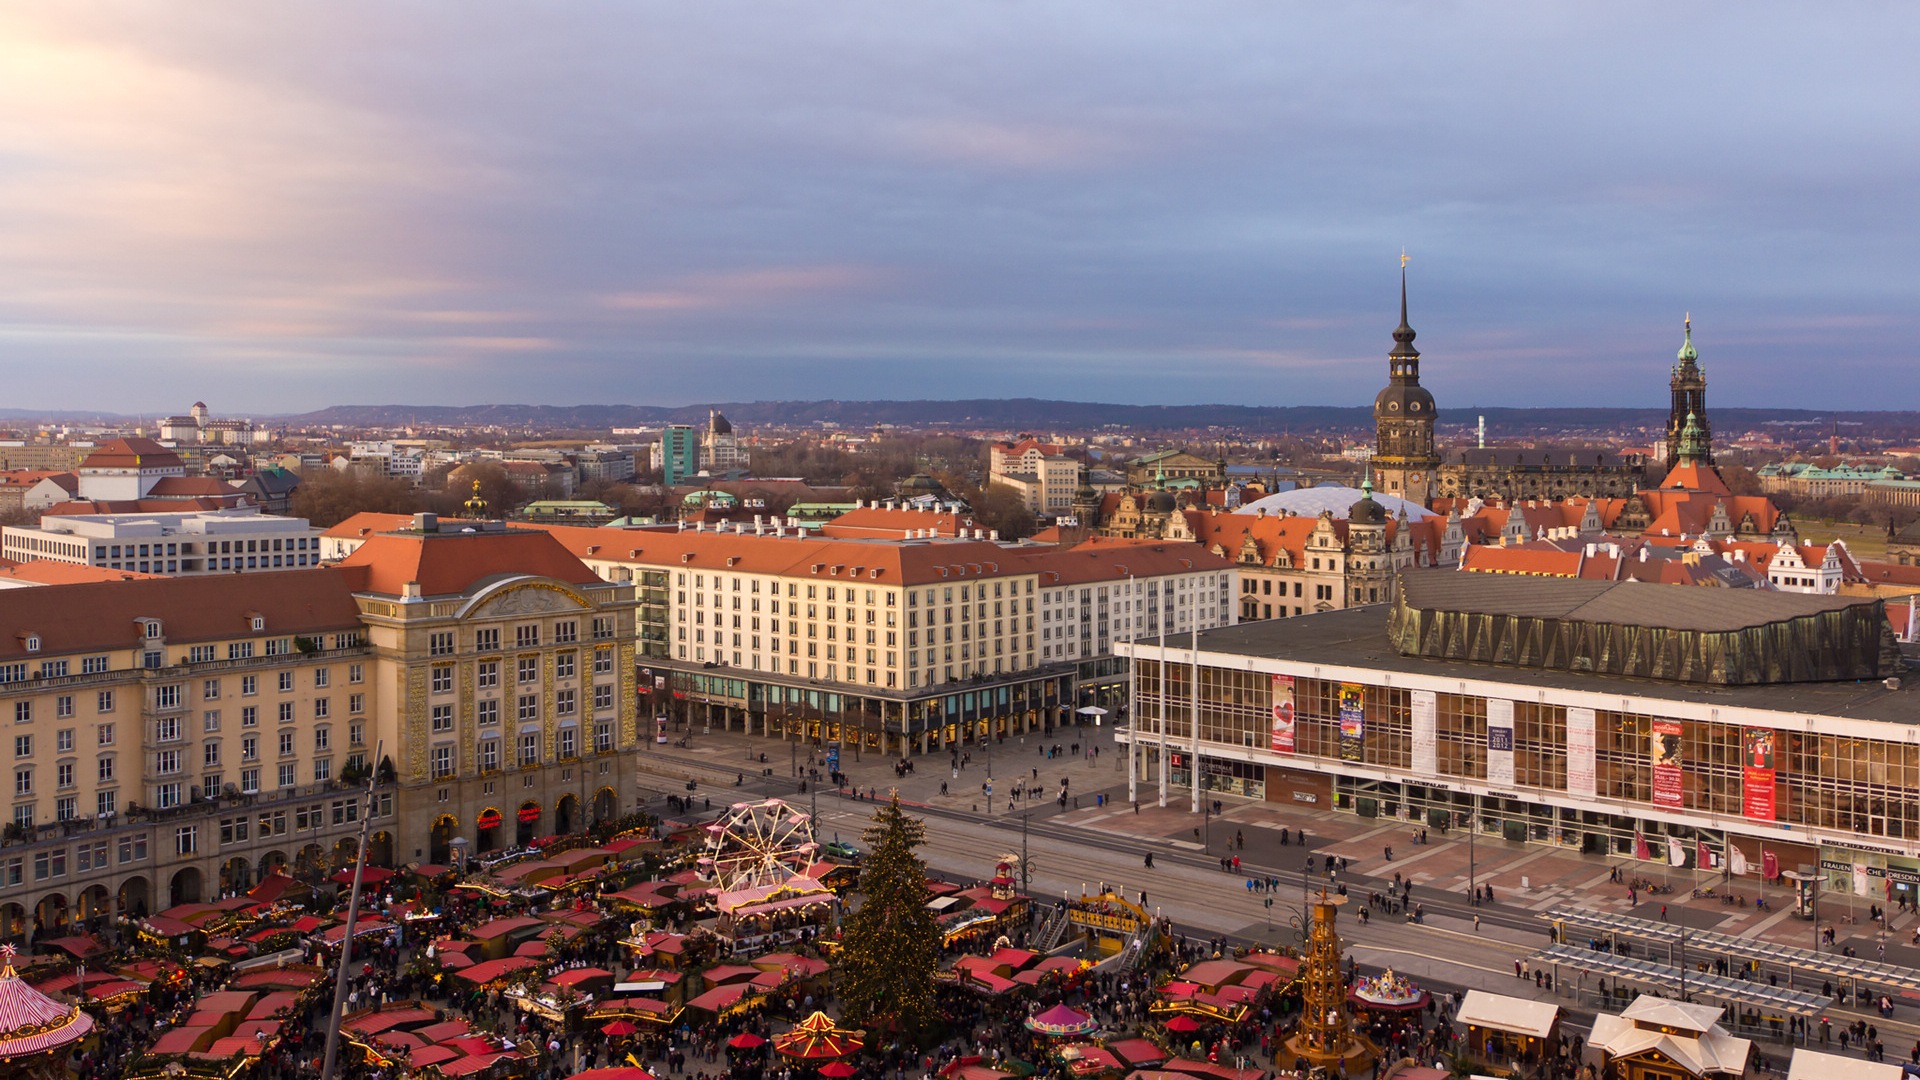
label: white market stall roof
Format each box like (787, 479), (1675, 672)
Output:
(1789, 1049), (1905, 1080)
(1455, 990), (1559, 1039)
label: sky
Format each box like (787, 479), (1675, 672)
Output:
(2, 4), (1916, 415)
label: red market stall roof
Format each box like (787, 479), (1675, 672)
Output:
(319, 919), (392, 945)
(41, 935), (109, 960)
(451, 957), (538, 984)
(469, 916), (546, 939)
(1108, 1038), (1171, 1066)
(549, 967), (615, 990)
(568, 1068), (657, 1080)
(684, 985), (753, 1013)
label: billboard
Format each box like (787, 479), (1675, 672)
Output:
(1566, 707), (1597, 799)
(1269, 674), (1296, 754)
(1742, 727), (1777, 821)
(1651, 719), (1684, 808)
(1486, 699), (1515, 788)
(1338, 683), (1366, 762)
(1411, 690), (1437, 777)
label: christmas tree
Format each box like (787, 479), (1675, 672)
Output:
(836, 791), (940, 1039)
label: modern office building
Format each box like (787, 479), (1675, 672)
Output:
(1118, 569), (1918, 903)
(1, 508), (324, 576)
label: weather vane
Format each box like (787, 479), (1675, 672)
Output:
(1400, 248), (1409, 269)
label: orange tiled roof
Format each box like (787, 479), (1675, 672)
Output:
(0, 567), (365, 661)
(1660, 461), (1733, 496)
(79, 437), (183, 471)
(335, 528), (604, 598)
(819, 507), (975, 540)
(0, 562), (161, 586)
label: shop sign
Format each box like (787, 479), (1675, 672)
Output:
(517, 805), (542, 825)
(1293, 792), (1318, 804)
(477, 808), (503, 830)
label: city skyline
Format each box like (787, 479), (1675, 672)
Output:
(2, 5), (1915, 413)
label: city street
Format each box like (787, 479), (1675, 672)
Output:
(628, 719), (1920, 1058)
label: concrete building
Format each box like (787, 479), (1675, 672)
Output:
(1117, 570), (1918, 904)
(654, 426), (699, 486)
(701, 411), (748, 475)
(1, 509), (324, 576)
(155, 401), (273, 447)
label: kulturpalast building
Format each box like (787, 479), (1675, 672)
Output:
(1118, 569), (1919, 903)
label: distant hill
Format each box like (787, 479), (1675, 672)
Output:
(267, 399), (1920, 436)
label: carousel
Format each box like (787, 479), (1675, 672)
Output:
(0, 944), (94, 1080)
(1348, 968), (1430, 1042)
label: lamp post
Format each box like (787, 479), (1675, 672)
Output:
(1467, 796), (1478, 906)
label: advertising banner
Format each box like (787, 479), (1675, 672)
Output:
(1762, 848), (1779, 880)
(1269, 675), (1296, 754)
(1668, 836), (1687, 867)
(1338, 683), (1366, 762)
(1486, 698), (1515, 788)
(1742, 727), (1777, 821)
(1651, 719), (1684, 808)
(1566, 707), (1597, 799)
(1411, 690), (1437, 777)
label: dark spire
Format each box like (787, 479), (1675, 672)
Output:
(1389, 256), (1419, 364)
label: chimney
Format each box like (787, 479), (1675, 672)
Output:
(413, 512), (437, 532)
(990, 530), (999, 541)
(401, 581), (422, 600)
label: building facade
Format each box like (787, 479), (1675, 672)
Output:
(2, 509), (323, 576)
(988, 439), (1081, 515)
(654, 426), (699, 486)
(536, 524), (1235, 757)
(1370, 273), (1441, 506)
(1118, 571), (1918, 904)
(0, 516), (642, 946)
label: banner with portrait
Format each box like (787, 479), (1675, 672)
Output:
(1486, 698), (1515, 788)
(1651, 719), (1684, 808)
(1338, 683), (1366, 762)
(1269, 674), (1296, 754)
(1411, 690), (1437, 777)
(1742, 727), (1777, 821)
(1566, 707), (1597, 799)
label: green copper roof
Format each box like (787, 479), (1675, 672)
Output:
(1677, 316), (1698, 363)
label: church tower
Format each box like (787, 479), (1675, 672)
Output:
(1666, 316), (1711, 465)
(1371, 264), (1439, 507)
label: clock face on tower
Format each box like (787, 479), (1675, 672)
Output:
(1410, 473), (1424, 483)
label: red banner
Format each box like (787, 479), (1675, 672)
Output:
(1651, 719), (1683, 808)
(1635, 831), (1650, 861)
(1762, 849), (1780, 881)
(1743, 728), (1777, 821)
(1270, 675), (1296, 754)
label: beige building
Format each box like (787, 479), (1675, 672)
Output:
(988, 438), (1080, 515)
(0, 569), (378, 939)
(0, 513), (640, 944)
(537, 523), (1235, 757)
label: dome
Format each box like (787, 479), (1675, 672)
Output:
(1145, 488), (1178, 513)
(1374, 382), (1435, 418)
(898, 472), (941, 494)
(708, 410), (733, 435)
(1236, 485), (1433, 521)
(1348, 482), (1388, 525)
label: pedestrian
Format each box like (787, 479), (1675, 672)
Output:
(1474, 914), (1481, 933)
(1144, 852), (1154, 869)
(1661, 904), (1667, 921)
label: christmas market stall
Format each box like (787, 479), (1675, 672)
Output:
(1347, 968), (1430, 1043)
(1455, 991), (1562, 1077)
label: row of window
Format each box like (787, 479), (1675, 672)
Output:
(428, 721), (612, 778)
(428, 617), (616, 657)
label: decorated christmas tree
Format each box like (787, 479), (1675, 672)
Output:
(836, 791), (940, 1039)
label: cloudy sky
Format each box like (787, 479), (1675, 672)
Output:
(2, 5), (1914, 414)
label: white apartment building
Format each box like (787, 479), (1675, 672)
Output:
(2, 509), (325, 576)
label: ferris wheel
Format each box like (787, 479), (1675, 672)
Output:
(699, 798), (818, 892)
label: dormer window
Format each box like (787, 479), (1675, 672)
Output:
(22, 634), (40, 653)
(141, 619), (162, 639)
(250, 616), (265, 632)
